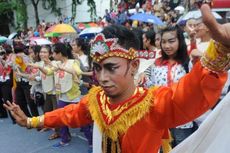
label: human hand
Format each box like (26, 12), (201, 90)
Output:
(137, 73), (147, 85)
(191, 49), (203, 58)
(27, 63), (40, 69)
(3, 101), (28, 127)
(187, 26), (196, 41)
(28, 75), (36, 81)
(200, 4), (230, 47)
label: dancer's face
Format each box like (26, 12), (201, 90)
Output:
(93, 57), (139, 102)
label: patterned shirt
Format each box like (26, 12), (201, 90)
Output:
(144, 58), (186, 87)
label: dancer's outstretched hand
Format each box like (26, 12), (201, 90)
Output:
(201, 4), (230, 47)
(3, 101), (28, 127)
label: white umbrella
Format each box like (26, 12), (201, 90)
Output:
(29, 37), (52, 45)
(79, 27), (103, 38)
(8, 32), (18, 39)
(179, 10), (222, 21)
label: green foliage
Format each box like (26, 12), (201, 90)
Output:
(42, 0), (62, 16)
(87, 0), (97, 20)
(0, 1), (13, 14)
(12, 0), (28, 30)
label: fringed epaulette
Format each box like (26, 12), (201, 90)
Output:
(87, 86), (158, 141)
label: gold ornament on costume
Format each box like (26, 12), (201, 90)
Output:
(90, 33), (137, 62)
(201, 40), (230, 73)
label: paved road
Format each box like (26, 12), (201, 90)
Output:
(0, 116), (89, 153)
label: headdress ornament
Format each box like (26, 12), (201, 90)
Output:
(90, 33), (137, 62)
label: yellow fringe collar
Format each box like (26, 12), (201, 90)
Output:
(87, 86), (157, 141)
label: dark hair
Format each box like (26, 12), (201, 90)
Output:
(2, 44), (12, 54)
(160, 25), (190, 72)
(101, 25), (140, 50)
(32, 45), (41, 62)
(13, 41), (26, 53)
(132, 27), (144, 50)
(75, 38), (92, 70)
(144, 30), (156, 46)
(53, 43), (68, 57)
(75, 38), (89, 53)
(66, 43), (74, 59)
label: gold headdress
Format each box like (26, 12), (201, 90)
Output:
(90, 33), (137, 62)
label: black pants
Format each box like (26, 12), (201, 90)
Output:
(0, 80), (15, 122)
(170, 122), (198, 148)
(0, 94), (7, 118)
(16, 81), (39, 117)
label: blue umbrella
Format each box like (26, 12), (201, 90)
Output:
(129, 13), (164, 25)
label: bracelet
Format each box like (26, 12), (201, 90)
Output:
(201, 40), (230, 73)
(26, 115), (44, 129)
(27, 117), (32, 129)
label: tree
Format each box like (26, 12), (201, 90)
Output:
(86, 0), (96, 20)
(71, 0), (96, 21)
(13, 0), (28, 30)
(41, 0), (62, 16)
(31, 0), (41, 27)
(0, 0), (28, 30)
(0, 1), (14, 35)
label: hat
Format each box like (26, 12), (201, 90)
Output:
(90, 33), (137, 62)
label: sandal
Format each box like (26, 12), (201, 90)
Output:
(52, 141), (69, 148)
(48, 133), (60, 140)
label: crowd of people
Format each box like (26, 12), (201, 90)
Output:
(1, 1), (230, 153)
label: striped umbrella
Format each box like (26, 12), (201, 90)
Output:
(46, 24), (76, 34)
(77, 22), (98, 30)
(44, 32), (61, 37)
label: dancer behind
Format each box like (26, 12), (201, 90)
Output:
(12, 41), (39, 117)
(4, 22), (229, 153)
(28, 45), (60, 139)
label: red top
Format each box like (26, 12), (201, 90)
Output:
(44, 62), (227, 153)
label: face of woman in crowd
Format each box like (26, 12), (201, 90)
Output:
(71, 41), (81, 55)
(155, 33), (161, 49)
(185, 19), (197, 34)
(161, 31), (179, 58)
(195, 20), (209, 39)
(142, 34), (150, 49)
(39, 47), (50, 61)
(52, 51), (61, 61)
(28, 47), (35, 60)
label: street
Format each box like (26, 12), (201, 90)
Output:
(0, 116), (89, 153)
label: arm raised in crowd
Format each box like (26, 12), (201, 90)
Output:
(201, 4), (230, 48)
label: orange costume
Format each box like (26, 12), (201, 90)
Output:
(44, 61), (227, 153)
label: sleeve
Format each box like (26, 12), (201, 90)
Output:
(44, 96), (93, 128)
(73, 61), (82, 75)
(46, 61), (58, 75)
(144, 64), (155, 87)
(151, 61), (227, 129)
(45, 66), (54, 75)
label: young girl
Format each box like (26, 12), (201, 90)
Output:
(140, 25), (193, 150)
